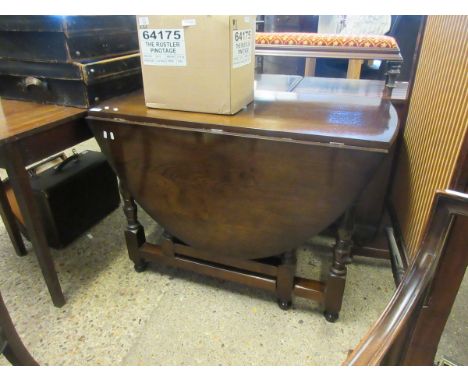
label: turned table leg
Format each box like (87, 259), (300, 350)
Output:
(120, 182), (147, 272)
(276, 250), (297, 310)
(383, 60), (402, 98)
(324, 208), (354, 322)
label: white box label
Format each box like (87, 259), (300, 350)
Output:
(139, 29), (187, 66)
(181, 18), (196, 26)
(138, 17), (149, 26)
(232, 29), (252, 68)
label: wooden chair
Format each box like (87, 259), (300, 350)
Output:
(0, 291), (38, 365)
(343, 190), (468, 365)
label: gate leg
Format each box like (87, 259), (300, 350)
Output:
(276, 250), (297, 310)
(120, 182), (147, 272)
(324, 208), (354, 322)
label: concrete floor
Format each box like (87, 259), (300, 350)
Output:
(436, 271), (468, 365)
(0, 140), (465, 366)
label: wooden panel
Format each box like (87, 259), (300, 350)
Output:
(89, 117), (385, 259)
(391, 16), (468, 259)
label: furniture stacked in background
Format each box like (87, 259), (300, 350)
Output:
(0, 15), (142, 107)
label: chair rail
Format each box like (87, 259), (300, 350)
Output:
(343, 189), (468, 365)
(0, 291), (38, 365)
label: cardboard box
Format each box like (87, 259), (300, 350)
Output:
(136, 15), (255, 114)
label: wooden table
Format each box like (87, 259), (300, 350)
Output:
(86, 79), (399, 321)
(0, 99), (91, 307)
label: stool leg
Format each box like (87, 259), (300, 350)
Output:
(347, 59), (363, 79)
(120, 182), (147, 272)
(304, 58), (316, 76)
(324, 208), (354, 322)
(276, 250), (297, 310)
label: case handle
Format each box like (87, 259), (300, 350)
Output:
(54, 151), (80, 173)
(28, 153), (67, 177)
(19, 76), (48, 92)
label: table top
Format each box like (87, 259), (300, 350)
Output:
(0, 76), (403, 151)
(88, 77), (399, 151)
(0, 99), (86, 144)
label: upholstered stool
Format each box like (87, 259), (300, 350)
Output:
(255, 32), (402, 87)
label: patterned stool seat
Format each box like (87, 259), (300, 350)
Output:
(255, 32), (401, 60)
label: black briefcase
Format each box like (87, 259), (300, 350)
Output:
(5, 150), (120, 249)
